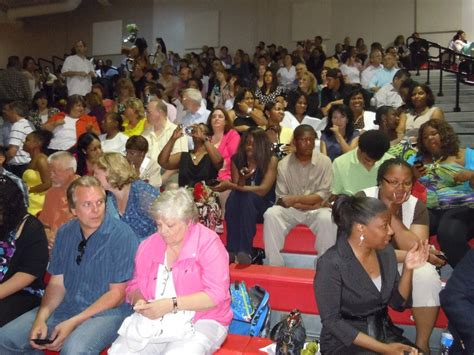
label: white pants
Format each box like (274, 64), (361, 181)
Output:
(109, 319), (228, 355)
(397, 262), (442, 307)
(263, 206), (337, 266)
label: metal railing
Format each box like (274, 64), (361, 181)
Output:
(407, 36), (474, 112)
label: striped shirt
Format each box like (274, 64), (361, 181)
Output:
(8, 118), (34, 165)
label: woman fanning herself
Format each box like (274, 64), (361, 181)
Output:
(108, 188), (232, 354)
(315, 195), (429, 354)
(158, 124), (223, 188)
(228, 89), (267, 133)
(22, 130), (53, 216)
(408, 119), (474, 267)
(0, 176), (48, 327)
(397, 83), (444, 140)
(358, 159), (445, 353)
(320, 104), (359, 161)
(212, 127), (278, 264)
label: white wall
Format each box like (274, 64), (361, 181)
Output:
(0, 0), (472, 66)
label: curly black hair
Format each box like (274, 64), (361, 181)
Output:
(0, 175), (27, 241)
(417, 119), (460, 159)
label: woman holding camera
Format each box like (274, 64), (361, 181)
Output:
(158, 124), (223, 188)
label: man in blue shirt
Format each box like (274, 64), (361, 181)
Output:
(0, 176), (139, 354)
(368, 52), (399, 93)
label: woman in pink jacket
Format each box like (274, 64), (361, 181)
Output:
(109, 188), (232, 354)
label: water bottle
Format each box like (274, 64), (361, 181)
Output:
(440, 330), (454, 355)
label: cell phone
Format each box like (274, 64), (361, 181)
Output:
(184, 126), (194, 135)
(32, 338), (55, 345)
(413, 157), (424, 167)
(206, 179), (220, 187)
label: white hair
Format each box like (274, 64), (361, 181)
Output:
(183, 88), (202, 104)
(150, 188), (198, 223)
(47, 151), (77, 172)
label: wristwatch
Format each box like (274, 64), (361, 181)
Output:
(171, 297), (178, 313)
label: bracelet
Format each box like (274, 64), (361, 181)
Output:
(171, 297), (178, 313)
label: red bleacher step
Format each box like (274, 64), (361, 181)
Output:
(230, 264), (448, 329)
(221, 223), (317, 255)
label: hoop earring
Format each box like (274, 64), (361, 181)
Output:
(358, 234), (365, 246)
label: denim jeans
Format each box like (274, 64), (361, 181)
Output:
(0, 307), (125, 354)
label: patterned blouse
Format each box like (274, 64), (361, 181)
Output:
(106, 180), (160, 242)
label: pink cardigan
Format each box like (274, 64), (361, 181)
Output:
(216, 129), (240, 181)
(126, 223), (233, 326)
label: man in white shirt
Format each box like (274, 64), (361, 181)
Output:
(61, 40), (95, 96)
(181, 88), (210, 149)
(4, 101), (34, 177)
(142, 98), (188, 186)
(360, 49), (383, 89)
(374, 69), (411, 108)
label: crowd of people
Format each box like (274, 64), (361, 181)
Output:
(0, 30), (473, 354)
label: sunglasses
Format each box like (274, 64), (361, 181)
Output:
(76, 239), (88, 265)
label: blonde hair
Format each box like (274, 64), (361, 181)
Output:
(124, 97), (145, 118)
(150, 188), (198, 223)
(301, 71), (317, 93)
(95, 152), (137, 190)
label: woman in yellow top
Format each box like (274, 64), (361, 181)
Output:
(122, 97), (147, 137)
(22, 130), (53, 216)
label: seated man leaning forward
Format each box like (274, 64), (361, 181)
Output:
(332, 130), (393, 196)
(109, 188), (232, 354)
(264, 124), (336, 266)
(0, 176), (139, 354)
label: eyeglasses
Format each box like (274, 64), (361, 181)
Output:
(383, 178), (413, 189)
(76, 239), (87, 265)
(159, 266), (172, 296)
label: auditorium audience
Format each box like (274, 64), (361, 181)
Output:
(228, 88), (267, 133)
(264, 101), (294, 148)
(344, 88), (378, 131)
(99, 112), (128, 154)
(368, 52), (399, 92)
(22, 130), (53, 215)
(109, 188), (231, 354)
(94, 152), (159, 242)
(122, 97), (146, 137)
(397, 83), (444, 140)
(332, 130), (392, 195)
(286, 71), (321, 118)
(361, 49), (383, 89)
(409, 119), (474, 267)
(112, 78), (136, 115)
(76, 132), (102, 176)
(44, 94), (100, 153)
(0, 176), (138, 354)
(0, 147), (29, 206)
(38, 151), (78, 250)
(125, 135), (162, 188)
(214, 127), (277, 264)
(374, 69), (410, 108)
(3, 101), (35, 177)
(28, 91), (59, 129)
(0, 175), (48, 327)
(158, 123), (222, 188)
(357, 159), (444, 353)
(61, 40), (95, 96)
(315, 194), (428, 354)
(320, 68), (352, 116)
(264, 125), (335, 266)
(254, 69), (284, 109)
(321, 104), (359, 161)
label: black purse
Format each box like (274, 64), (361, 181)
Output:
(270, 309), (306, 355)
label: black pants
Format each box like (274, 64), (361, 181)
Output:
(429, 207), (474, 267)
(225, 190), (272, 254)
(0, 291), (40, 327)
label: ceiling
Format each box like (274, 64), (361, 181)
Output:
(0, 0), (66, 11)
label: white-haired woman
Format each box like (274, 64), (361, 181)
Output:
(109, 188), (232, 354)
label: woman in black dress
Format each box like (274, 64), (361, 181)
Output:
(0, 175), (49, 327)
(314, 195), (428, 354)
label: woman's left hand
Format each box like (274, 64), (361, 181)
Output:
(404, 240), (429, 270)
(210, 179), (232, 192)
(453, 170), (474, 183)
(133, 299), (173, 320)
